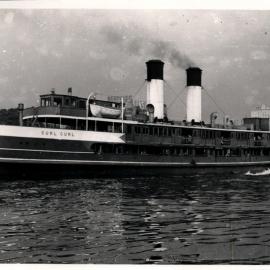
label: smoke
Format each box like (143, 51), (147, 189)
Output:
(100, 25), (196, 69)
(151, 40), (196, 69)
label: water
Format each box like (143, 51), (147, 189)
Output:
(0, 170), (270, 264)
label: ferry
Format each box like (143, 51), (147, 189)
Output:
(1, 59), (270, 177)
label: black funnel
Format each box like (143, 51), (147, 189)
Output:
(146, 60), (164, 81)
(186, 67), (202, 87)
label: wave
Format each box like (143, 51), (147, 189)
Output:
(245, 168), (270, 176)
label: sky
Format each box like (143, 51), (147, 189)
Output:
(0, 8), (270, 123)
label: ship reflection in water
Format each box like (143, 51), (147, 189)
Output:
(0, 172), (270, 264)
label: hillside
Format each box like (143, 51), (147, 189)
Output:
(0, 108), (19, 125)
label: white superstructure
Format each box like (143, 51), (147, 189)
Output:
(146, 60), (165, 120)
(147, 79), (164, 119)
(186, 85), (202, 122)
(186, 67), (202, 122)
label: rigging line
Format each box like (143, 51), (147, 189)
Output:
(164, 80), (187, 100)
(133, 80), (146, 99)
(164, 79), (178, 96)
(164, 80), (186, 108)
(202, 86), (226, 116)
(167, 90), (186, 108)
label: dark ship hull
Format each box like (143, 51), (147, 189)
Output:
(0, 124), (269, 179)
(1, 162), (267, 179)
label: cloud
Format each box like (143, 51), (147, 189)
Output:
(210, 13), (222, 24)
(250, 50), (268, 60)
(201, 56), (216, 65)
(0, 77), (9, 85)
(88, 50), (106, 60)
(110, 67), (127, 81)
(36, 45), (49, 56)
(4, 12), (14, 25)
(100, 24), (196, 69)
(219, 59), (231, 68)
(245, 95), (255, 105)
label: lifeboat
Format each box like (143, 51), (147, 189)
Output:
(90, 103), (122, 119)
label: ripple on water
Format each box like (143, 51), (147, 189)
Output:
(0, 175), (269, 263)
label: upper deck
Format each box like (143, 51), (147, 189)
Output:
(23, 106), (86, 118)
(21, 88), (270, 151)
(23, 89), (122, 119)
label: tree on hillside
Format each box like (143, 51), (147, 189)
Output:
(0, 108), (19, 125)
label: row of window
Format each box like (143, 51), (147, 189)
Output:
(15, 138), (270, 158)
(130, 125), (270, 141)
(25, 119), (123, 133)
(24, 117), (270, 142)
(91, 143), (270, 157)
(40, 97), (86, 109)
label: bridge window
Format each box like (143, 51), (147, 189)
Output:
(41, 98), (51, 107)
(65, 98), (70, 106)
(79, 100), (86, 109)
(52, 97), (63, 107)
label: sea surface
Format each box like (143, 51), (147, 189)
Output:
(0, 169), (270, 264)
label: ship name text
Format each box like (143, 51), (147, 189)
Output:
(41, 130), (75, 137)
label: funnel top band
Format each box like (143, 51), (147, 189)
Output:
(186, 67), (202, 86)
(146, 59), (164, 81)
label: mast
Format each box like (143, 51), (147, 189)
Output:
(121, 97), (124, 133)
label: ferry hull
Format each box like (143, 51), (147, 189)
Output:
(0, 125), (269, 178)
(0, 161), (268, 179)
